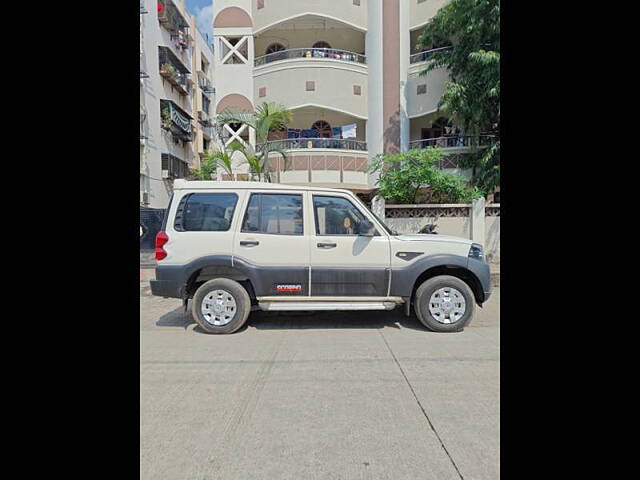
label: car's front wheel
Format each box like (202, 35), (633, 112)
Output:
(192, 278), (251, 334)
(414, 275), (476, 332)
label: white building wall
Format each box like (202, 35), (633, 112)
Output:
(140, 0), (194, 209)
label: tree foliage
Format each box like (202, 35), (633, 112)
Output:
(215, 102), (293, 181)
(368, 148), (481, 204)
(416, 0), (500, 194)
(189, 141), (243, 180)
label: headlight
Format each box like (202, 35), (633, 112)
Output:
(468, 243), (484, 261)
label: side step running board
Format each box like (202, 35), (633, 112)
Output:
(259, 301), (398, 312)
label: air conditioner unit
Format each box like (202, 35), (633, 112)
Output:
(161, 170), (170, 179)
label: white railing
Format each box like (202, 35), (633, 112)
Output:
(255, 48), (366, 67)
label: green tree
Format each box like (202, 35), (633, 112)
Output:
(416, 0), (500, 195)
(189, 141), (243, 180)
(216, 102), (293, 181)
(235, 143), (288, 182)
(368, 148), (481, 204)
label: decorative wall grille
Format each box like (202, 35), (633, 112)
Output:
(385, 206), (471, 218)
(485, 205), (501, 217)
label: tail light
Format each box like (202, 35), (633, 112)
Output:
(155, 231), (169, 260)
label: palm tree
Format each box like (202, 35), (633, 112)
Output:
(216, 102), (293, 181)
(190, 141), (243, 180)
(235, 143), (287, 182)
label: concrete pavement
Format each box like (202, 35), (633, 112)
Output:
(140, 290), (499, 479)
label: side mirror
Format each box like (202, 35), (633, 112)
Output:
(357, 219), (375, 236)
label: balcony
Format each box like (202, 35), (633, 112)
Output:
(158, 46), (191, 96)
(409, 135), (498, 150)
(410, 46), (453, 64)
(197, 109), (212, 126)
(255, 48), (366, 67)
(157, 0), (189, 38)
(409, 135), (498, 170)
(197, 71), (215, 96)
(160, 99), (193, 142)
(258, 138), (367, 152)
(254, 61), (367, 119)
(161, 153), (189, 179)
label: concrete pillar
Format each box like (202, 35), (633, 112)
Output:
(366, 1), (384, 188)
(371, 194), (386, 220)
(471, 197), (486, 244)
(399, 0), (410, 152)
(382, 0), (400, 156)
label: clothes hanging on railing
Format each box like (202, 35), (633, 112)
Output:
(169, 103), (191, 133)
(341, 123), (356, 139)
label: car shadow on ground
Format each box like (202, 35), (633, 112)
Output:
(155, 305), (429, 334)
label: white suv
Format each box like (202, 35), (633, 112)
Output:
(151, 180), (491, 334)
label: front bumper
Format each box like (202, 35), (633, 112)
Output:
(467, 257), (492, 303)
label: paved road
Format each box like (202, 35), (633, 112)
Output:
(141, 290), (500, 480)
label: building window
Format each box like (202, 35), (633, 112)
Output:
(257, 0), (264, 9)
(312, 41), (332, 49)
(265, 43), (285, 55)
(418, 0), (427, 3)
(306, 81), (315, 91)
(259, 87), (266, 98)
(175, 193), (238, 232)
(353, 85), (361, 96)
(242, 194), (304, 235)
(353, 0), (360, 5)
(311, 120), (332, 138)
(417, 84), (427, 95)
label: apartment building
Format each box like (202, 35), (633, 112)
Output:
(211, 0), (494, 195)
(140, 0), (217, 209)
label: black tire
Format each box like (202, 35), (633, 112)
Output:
(191, 278), (251, 334)
(414, 275), (476, 332)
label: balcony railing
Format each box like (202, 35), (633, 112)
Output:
(161, 100), (193, 142)
(197, 72), (215, 95)
(409, 135), (498, 150)
(410, 46), (454, 64)
(255, 48), (366, 67)
(159, 46), (191, 96)
(257, 138), (367, 152)
(157, 0), (189, 32)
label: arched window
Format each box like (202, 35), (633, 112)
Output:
(265, 43), (285, 55)
(312, 41), (332, 50)
(311, 120), (332, 138)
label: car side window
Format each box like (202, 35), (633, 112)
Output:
(174, 193), (238, 232)
(313, 195), (368, 235)
(241, 193), (304, 235)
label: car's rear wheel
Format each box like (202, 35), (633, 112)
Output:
(192, 278), (251, 334)
(414, 275), (475, 332)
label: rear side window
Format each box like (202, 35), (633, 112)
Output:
(241, 193), (303, 235)
(174, 193), (238, 231)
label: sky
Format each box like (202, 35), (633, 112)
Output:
(185, 0), (214, 42)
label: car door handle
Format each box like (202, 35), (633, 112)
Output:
(317, 242), (337, 249)
(240, 240), (259, 247)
